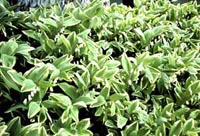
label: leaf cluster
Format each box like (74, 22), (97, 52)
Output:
(1, 0), (200, 135)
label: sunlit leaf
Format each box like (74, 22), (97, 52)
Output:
(28, 102), (40, 119)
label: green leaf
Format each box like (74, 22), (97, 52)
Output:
(77, 129), (93, 136)
(18, 123), (40, 136)
(70, 106), (79, 123)
(74, 96), (94, 105)
(121, 53), (132, 74)
(25, 65), (49, 83)
(40, 127), (48, 136)
(137, 128), (151, 136)
(117, 115), (128, 129)
(155, 124), (166, 136)
(56, 128), (73, 136)
(59, 83), (78, 99)
(134, 28), (146, 44)
(28, 102), (40, 119)
(77, 118), (91, 130)
(186, 131), (198, 136)
(0, 67), (19, 91)
(95, 107), (103, 116)
(67, 32), (77, 47)
(42, 100), (57, 108)
(15, 44), (34, 56)
(175, 107), (190, 118)
(7, 70), (25, 86)
(82, 71), (90, 87)
(61, 109), (69, 123)
(63, 16), (81, 27)
(105, 120), (117, 128)
(188, 66), (198, 75)
(1, 54), (16, 68)
(53, 55), (74, 71)
(143, 54), (161, 65)
(143, 26), (169, 45)
(183, 119), (194, 134)
(110, 93), (128, 101)
(38, 108), (47, 123)
(105, 60), (121, 69)
(134, 0), (142, 8)
(169, 121), (183, 136)
(93, 66), (107, 83)
(73, 101), (87, 108)
(127, 100), (140, 114)
(190, 110), (200, 119)
(145, 66), (160, 83)
(5, 104), (27, 113)
(100, 84), (110, 99)
(6, 117), (21, 136)
(162, 103), (174, 117)
(188, 80), (200, 94)
(36, 21), (51, 33)
(84, 1), (104, 18)
(23, 30), (39, 41)
(40, 32), (52, 52)
(110, 102), (116, 116)
(0, 125), (7, 136)
(50, 93), (72, 109)
(103, 68), (118, 79)
(58, 34), (72, 53)
(24, 128), (40, 136)
(39, 18), (57, 27)
(74, 72), (87, 89)
(90, 95), (106, 108)
(124, 121), (138, 136)
(21, 79), (36, 93)
(1, 39), (18, 55)
(50, 69), (60, 80)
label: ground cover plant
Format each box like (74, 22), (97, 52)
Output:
(1, 0), (200, 135)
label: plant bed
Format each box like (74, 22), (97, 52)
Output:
(1, 0), (200, 135)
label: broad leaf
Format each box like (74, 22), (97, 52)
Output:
(28, 102), (40, 119)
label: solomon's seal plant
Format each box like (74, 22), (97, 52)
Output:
(1, 0), (200, 135)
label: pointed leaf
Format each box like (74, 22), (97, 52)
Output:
(77, 118), (91, 130)
(183, 119), (194, 134)
(59, 83), (78, 99)
(28, 102), (40, 119)
(117, 115), (128, 129)
(50, 93), (72, 108)
(63, 16), (81, 27)
(21, 79), (36, 93)
(169, 121), (183, 136)
(121, 53), (132, 74)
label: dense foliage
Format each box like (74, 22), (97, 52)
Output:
(8, 0), (110, 11)
(1, 0), (200, 135)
